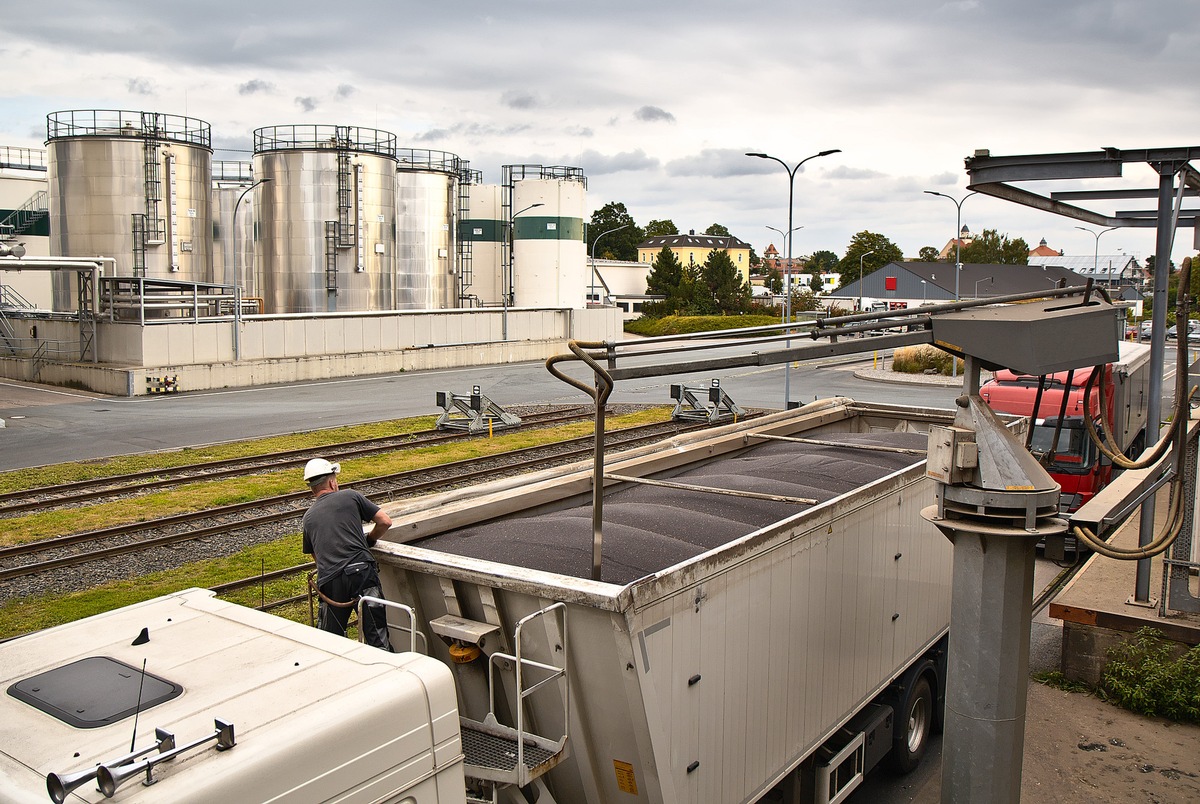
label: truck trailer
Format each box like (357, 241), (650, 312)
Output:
(1, 399), (960, 803)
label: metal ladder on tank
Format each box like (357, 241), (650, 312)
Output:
(459, 602), (570, 803)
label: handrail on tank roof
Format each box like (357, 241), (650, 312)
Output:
(395, 148), (463, 175)
(252, 124), (397, 158)
(46, 110), (211, 148)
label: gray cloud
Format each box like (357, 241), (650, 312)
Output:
(295, 96), (318, 112)
(126, 78), (154, 96)
(565, 125), (594, 137)
(239, 79), (274, 95)
(336, 84), (356, 98)
(414, 122), (532, 143)
(502, 90), (538, 110)
(826, 165), (886, 181)
(577, 149), (659, 175)
(667, 149), (772, 178)
(634, 105), (675, 123)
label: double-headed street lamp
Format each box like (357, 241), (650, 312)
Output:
(503, 202), (544, 340)
(1075, 225), (1119, 287)
(924, 190), (977, 378)
(766, 225), (803, 295)
(746, 149), (841, 408)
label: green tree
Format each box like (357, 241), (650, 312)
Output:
(836, 231), (904, 287)
(704, 223), (731, 237)
(645, 246), (684, 302)
(959, 229), (1029, 264)
(1145, 255), (1176, 275)
(700, 248), (750, 314)
(918, 246), (941, 262)
(806, 249), (839, 275)
(790, 287), (820, 313)
(764, 265), (783, 294)
(587, 202), (644, 261)
(644, 219), (679, 237)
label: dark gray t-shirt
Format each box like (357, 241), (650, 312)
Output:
(302, 489), (381, 581)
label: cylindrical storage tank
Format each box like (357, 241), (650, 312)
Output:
(253, 125), (397, 314)
(458, 182), (503, 306)
(394, 149), (461, 310)
(211, 162), (258, 298)
(46, 110), (213, 309)
(509, 167), (587, 309)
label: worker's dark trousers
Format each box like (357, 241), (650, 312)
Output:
(317, 561), (393, 652)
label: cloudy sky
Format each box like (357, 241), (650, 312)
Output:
(3, 0), (1197, 265)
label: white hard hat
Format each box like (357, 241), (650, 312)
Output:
(303, 458), (340, 482)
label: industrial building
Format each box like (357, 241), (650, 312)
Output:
(0, 109), (619, 396)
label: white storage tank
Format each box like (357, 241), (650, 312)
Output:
(253, 124), (397, 314)
(459, 182), (503, 306)
(394, 149), (462, 310)
(507, 165), (587, 309)
(46, 109), (214, 306)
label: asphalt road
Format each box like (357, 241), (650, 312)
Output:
(0, 346), (960, 471)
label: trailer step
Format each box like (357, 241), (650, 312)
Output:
(461, 717), (566, 786)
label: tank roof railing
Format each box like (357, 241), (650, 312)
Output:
(504, 164), (588, 187)
(213, 161), (254, 182)
(47, 110), (211, 148)
(395, 148), (463, 176)
(0, 146), (48, 172)
(253, 124), (397, 158)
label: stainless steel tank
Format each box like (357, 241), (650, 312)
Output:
(211, 162), (257, 298)
(253, 125), (397, 314)
(395, 149), (462, 310)
(46, 110), (213, 308)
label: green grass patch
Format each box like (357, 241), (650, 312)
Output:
(624, 314), (784, 337)
(1032, 670), (1093, 695)
(0, 536), (310, 639)
(0, 416), (440, 494)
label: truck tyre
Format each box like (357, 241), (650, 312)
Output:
(888, 676), (932, 774)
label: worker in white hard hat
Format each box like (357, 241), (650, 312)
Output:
(301, 458), (394, 650)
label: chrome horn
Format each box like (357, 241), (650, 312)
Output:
(46, 729), (175, 803)
(97, 720), (234, 798)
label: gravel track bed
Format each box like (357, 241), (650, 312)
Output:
(0, 411), (688, 606)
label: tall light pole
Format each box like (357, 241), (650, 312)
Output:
(925, 190), (977, 378)
(590, 223), (630, 306)
(974, 276), (994, 298)
(858, 250), (875, 313)
(503, 202), (544, 341)
(747, 148), (841, 409)
(232, 177), (271, 296)
(1075, 225), (1118, 288)
(766, 225), (803, 296)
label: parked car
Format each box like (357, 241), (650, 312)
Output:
(1166, 320), (1200, 341)
(1140, 321), (1153, 339)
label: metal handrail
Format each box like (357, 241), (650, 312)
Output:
(486, 602), (569, 785)
(356, 597), (425, 654)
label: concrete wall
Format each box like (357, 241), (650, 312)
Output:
(0, 306), (621, 396)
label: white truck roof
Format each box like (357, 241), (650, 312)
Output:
(0, 590), (463, 803)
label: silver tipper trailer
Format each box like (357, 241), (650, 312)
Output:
(373, 399), (959, 803)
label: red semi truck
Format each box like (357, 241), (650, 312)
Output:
(980, 341), (1151, 516)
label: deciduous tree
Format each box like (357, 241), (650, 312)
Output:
(587, 202), (643, 261)
(644, 219), (679, 237)
(836, 232), (904, 287)
(959, 229), (1029, 265)
(918, 246), (940, 262)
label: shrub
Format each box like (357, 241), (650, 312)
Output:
(1099, 627), (1200, 723)
(891, 345), (964, 376)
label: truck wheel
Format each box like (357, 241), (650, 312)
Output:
(888, 676), (932, 773)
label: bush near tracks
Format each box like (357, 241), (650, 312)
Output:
(624, 314), (784, 337)
(892, 344), (964, 376)
(1099, 627), (1200, 723)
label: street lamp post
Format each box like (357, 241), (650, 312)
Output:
(746, 149), (841, 409)
(766, 224), (803, 296)
(974, 276), (993, 297)
(1075, 226), (1118, 288)
(921, 279), (927, 303)
(590, 223), (630, 306)
(857, 250), (876, 313)
(503, 202), (544, 341)
(231, 177), (270, 362)
(924, 190), (977, 378)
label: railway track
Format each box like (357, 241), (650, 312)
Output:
(0, 406), (594, 518)
(0, 418), (714, 590)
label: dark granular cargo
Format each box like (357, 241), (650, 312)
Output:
(412, 431), (927, 584)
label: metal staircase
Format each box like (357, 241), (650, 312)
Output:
(0, 190), (49, 236)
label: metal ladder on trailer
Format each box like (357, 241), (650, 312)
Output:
(357, 598), (570, 803)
